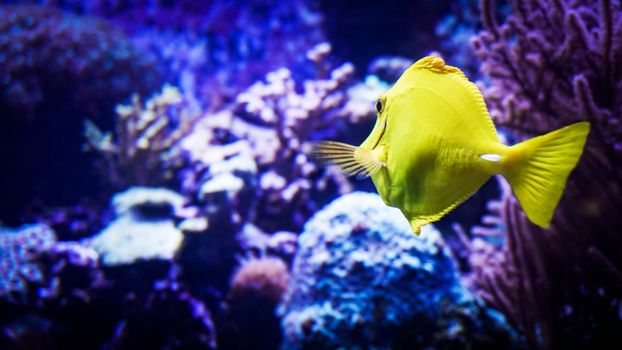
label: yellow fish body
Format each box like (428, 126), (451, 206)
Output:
(313, 56), (589, 235)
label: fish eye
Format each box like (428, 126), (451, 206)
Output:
(375, 98), (384, 114)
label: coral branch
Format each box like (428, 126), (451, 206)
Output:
(472, 1), (622, 347)
(84, 85), (198, 187)
(480, 0), (500, 39)
(587, 246), (622, 290)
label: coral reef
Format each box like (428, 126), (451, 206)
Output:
(281, 192), (520, 349)
(23, 202), (105, 241)
(0, 4), (163, 224)
(107, 282), (217, 350)
(0, 228), (116, 349)
(471, 0), (622, 347)
(219, 257), (290, 350)
(0, 224), (56, 305)
(7, 1), (610, 348)
(435, 0), (483, 78)
(45, 0), (327, 112)
(87, 187), (187, 266)
(178, 43), (372, 235)
(37, 241), (105, 307)
(84, 85), (199, 188)
(0, 4), (161, 117)
(0, 187), (219, 349)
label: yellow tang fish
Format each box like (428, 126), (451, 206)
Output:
(313, 56), (590, 235)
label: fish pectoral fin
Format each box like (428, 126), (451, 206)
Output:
(311, 141), (385, 178)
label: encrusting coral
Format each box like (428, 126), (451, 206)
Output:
(470, 0), (622, 347)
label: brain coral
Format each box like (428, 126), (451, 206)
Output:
(281, 192), (520, 349)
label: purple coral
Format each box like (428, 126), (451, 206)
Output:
(108, 282), (217, 350)
(0, 224), (56, 305)
(0, 4), (161, 117)
(45, 0), (327, 112)
(471, 0), (622, 347)
(0, 4), (163, 223)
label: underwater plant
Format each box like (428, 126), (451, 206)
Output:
(469, 0), (622, 347)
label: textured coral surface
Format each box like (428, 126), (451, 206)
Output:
(281, 192), (519, 349)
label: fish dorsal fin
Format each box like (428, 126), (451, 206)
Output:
(394, 55), (498, 143)
(412, 56), (465, 77)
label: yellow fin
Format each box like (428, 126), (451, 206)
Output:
(409, 218), (427, 236)
(502, 122), (590, 228)
(310, 141), (385, 178)
(412, 56), (465, 76)
(395, 55), (498, 143)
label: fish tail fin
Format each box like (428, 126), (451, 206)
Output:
(501, 122), (590, 228)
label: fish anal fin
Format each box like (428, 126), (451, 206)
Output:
(409, 218), (426, 236)
(407, 215), (442, 236)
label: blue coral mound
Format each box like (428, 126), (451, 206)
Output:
(281, 192), (521, 349)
